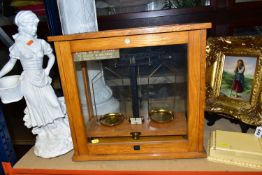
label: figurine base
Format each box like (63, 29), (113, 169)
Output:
(33, 117), (73, 158)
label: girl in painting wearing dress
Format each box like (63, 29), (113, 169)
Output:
(0, 11), (72, 158)
(231, 59), (245, 98)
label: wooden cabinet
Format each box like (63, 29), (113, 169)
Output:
(97, 0), (262, 36)
(42, 0), (262, 39)
(48, 23), (211, 161)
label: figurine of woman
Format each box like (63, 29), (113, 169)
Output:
(0, 11), (72, 158)
(231, 59), (245, 98)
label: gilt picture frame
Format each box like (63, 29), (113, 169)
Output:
(206, 36), (262, 125)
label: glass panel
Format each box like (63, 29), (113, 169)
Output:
(96, 0), (210, 16)
(73, 44), (188, 141)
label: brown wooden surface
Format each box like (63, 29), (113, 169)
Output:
(87, 140), (189, 155)
(86, 112), (187, 138)
(70, 32), (188, 52)
(48, 23), (211, 42)
(54, 42), (80, 155)
(54, 42), (89, 155)
(93, 136), (185, 143)
(187, 30), (201, 152)
(73, 151), (206, 161)
(198, 30), (207, 152)
(81, 63), (94, 121)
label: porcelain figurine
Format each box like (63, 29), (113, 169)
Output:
(0, 11), (73, 158)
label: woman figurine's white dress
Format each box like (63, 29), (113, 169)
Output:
(0, 11), (73, 158)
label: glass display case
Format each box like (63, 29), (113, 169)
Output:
(48, 23), (211, 161)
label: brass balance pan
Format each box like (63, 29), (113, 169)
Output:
(149, 108), (174, 123)
(99, 113), (125, 126)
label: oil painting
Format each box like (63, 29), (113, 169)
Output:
(220, 56), (257, 101)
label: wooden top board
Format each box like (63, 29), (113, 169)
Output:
(48, 23), (211, 42)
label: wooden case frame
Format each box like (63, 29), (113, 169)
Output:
(48, 23), (211, 161)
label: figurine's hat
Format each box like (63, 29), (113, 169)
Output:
(15, 10), (39, 27)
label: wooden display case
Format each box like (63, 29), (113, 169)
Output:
(48, 23), (211, 161)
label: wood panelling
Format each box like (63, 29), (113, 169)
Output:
(48, 23), (211, 42)
(54, 42), (89, 155)
(70, 32), (188, 52)
(187, 30), (201, 152)
(86, 113), (187, 138)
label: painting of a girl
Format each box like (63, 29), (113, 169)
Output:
(220, 56), (257, 101)
(231, 59), (245, 97)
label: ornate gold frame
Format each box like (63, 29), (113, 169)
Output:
(206, 36), (262, 125)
